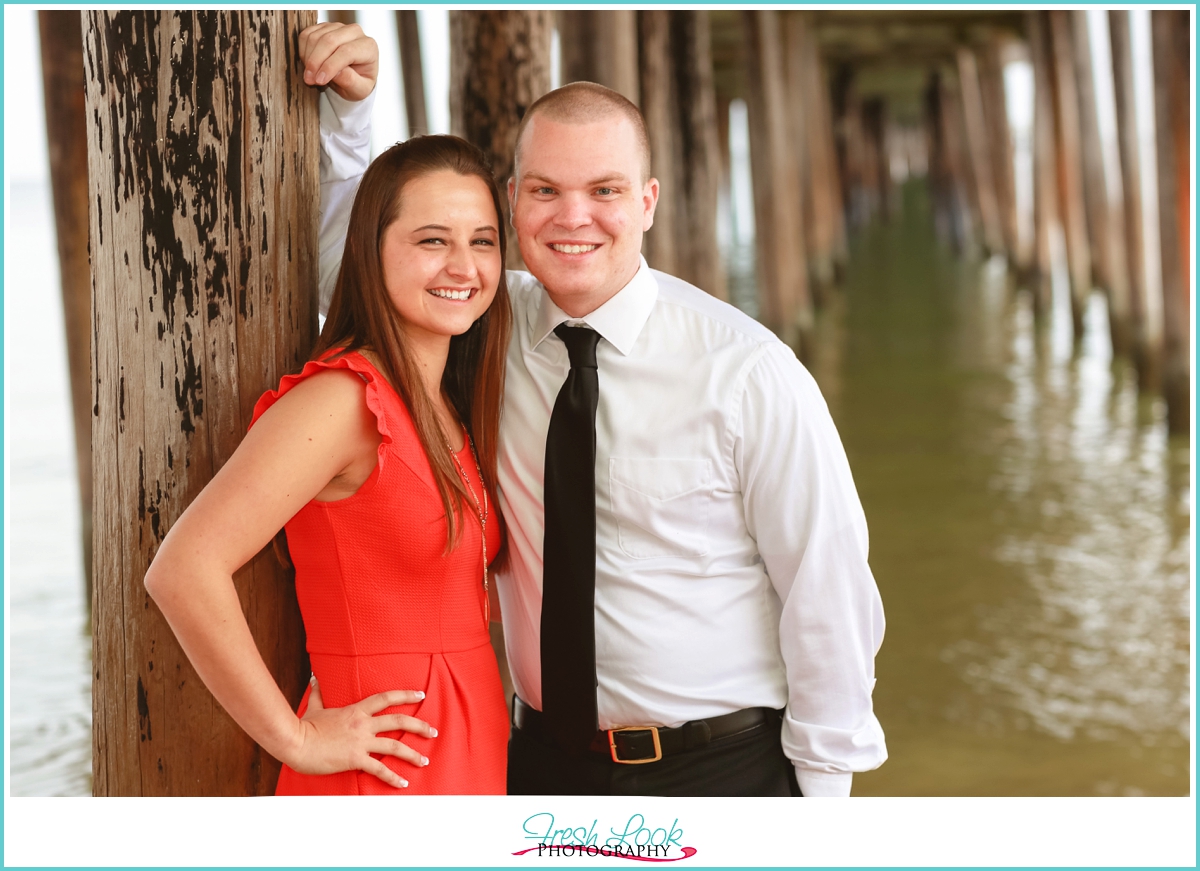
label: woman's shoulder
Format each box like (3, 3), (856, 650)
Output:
(249, 351), (393, 449)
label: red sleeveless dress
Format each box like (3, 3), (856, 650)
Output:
(249, 351), (508, 794)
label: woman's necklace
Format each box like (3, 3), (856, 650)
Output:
(446, 427), (490, 625)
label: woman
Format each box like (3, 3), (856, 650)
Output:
(145, 135), (512, 794)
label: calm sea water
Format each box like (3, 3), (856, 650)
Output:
(7, 181), (93, 796)
(5, 178), (1191, 796)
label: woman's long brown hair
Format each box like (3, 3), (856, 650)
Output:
(313, 135), (511, 553)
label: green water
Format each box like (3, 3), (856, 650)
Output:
(801, 183), (1191, 796)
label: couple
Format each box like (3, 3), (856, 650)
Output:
(146, 22), (886, 797)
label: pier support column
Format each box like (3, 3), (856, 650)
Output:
(1108, 11), (1158, 386)
(1048, 10), (1092, 338)
(1151, 10), (1190, 435)
(669, 11), (725, 300)
(979, 36), (1021, 269)
(396, 11), (428, 136)
(957, 47), (1005, 256)
(1027, 13), (1058, 315)
(39, 11), (93, 603)
(85, 9), (316, 795)
(638, 10), (681, 276)
(558, 10), (639, 104)
(742, 9), (810, 351)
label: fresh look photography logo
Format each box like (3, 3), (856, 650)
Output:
(513, 812), (697, 861)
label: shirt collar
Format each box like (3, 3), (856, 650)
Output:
(530, 256), (659, 357)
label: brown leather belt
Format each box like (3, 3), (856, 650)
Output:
(512, 696), (778, 764)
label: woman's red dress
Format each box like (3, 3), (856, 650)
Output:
(250, 351), (507, 795)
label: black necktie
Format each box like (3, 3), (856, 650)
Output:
(541, 323), (602, 753)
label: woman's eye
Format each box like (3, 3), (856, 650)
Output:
(421, 238), (446, 245)
(472, 238), (495, 247)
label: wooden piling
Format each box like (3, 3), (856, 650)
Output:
(742, 10), (811, 349)
(38, 11), (93, 601)
(957, 47), (1005, 256)
(396, 10), (428, 136)
(449, 10), (552, 270)
(979, 36), (1021, 268)
(1108, 11), (1157, 385)
(325, 10), (356, 26)
(781, 14), (818, 291)
(797, 18), (841, 288)
(861, 98), (891, 222)
(558, 10), (639, 104)
(1070, 13), (1115, 294)
(669, 11), (726, 300)
(85, 10), (316, 795)
(1048, 10), (1092, 338)
(1027, 12), (1057, 315)
(1151, 10), (1190, 435)
(638, 10), (681, 276)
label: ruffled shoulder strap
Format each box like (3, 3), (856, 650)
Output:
(248, 351), (394, 453)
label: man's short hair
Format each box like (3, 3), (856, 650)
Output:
(513, 82), (652, 183)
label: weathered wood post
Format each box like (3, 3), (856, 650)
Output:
(1070, 13), (1116, 296)
(742, 9), (811, 351)
(956, 47), (1005, 256)
(1108, 11), (1158, 385)
(449, 11), (552, 271)
(979, 35), (1022, 268)
(39, 11), (94, 602)
(1027, 12), (1058, 316)
(1048, 10), (1092, 338)
(325, 10), (356, 26)
(669, 11), (725, 300)
(396, 11), (428, 137)
(85, 10), (316, 795)
(558, 10), (639, 103)
(1151, 10), (1190, 435)
(796, 16), (841, 289)
(782, 12), (828, 301)
(1072, 11), (1132, 355)
(638, 10), (682, 276)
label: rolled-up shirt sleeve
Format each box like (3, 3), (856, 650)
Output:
(318, 89), (374, 315)
(735, 342), (887, 797)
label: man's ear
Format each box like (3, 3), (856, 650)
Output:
(507, 177), (517, 214)
(641, 177), (660, 232)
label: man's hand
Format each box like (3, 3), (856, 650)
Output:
(299, 22), (379, 103)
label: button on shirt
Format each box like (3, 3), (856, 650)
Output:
(497, 263), (887, 798)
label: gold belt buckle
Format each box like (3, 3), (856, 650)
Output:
(607, 726), (662, 764)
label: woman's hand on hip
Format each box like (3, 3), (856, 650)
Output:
(283, 677), (436, 789)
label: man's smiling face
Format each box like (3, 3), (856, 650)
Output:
(509, 113), (658, 318)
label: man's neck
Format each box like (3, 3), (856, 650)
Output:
(543, 261), (641, 319)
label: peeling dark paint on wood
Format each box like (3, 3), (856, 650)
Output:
(87, 9), (317, 796)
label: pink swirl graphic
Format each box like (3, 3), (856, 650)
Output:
(511, 846), (697, 862)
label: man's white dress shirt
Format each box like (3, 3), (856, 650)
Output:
(498, 265), (886, 797)
(317, 95), (887, 798)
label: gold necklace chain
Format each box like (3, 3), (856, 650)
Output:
(447, 428), (490, 625)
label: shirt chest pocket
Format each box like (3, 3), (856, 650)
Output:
(608, 458), (712, 559)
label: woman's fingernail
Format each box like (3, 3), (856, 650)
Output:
(420, 756), (429, 766)
(316, 71), (329, 85)
(398, 779), (409, 788)
(429, 727), (438, 738)
(414, 691), (425, 700)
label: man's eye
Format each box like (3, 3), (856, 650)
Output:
(596, 187), (615, 196)
(534, 186), (555, 195)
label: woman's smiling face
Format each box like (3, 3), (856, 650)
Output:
(380, 169), (502, 351)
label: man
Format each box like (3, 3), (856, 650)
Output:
(305, 24), (886, 798)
